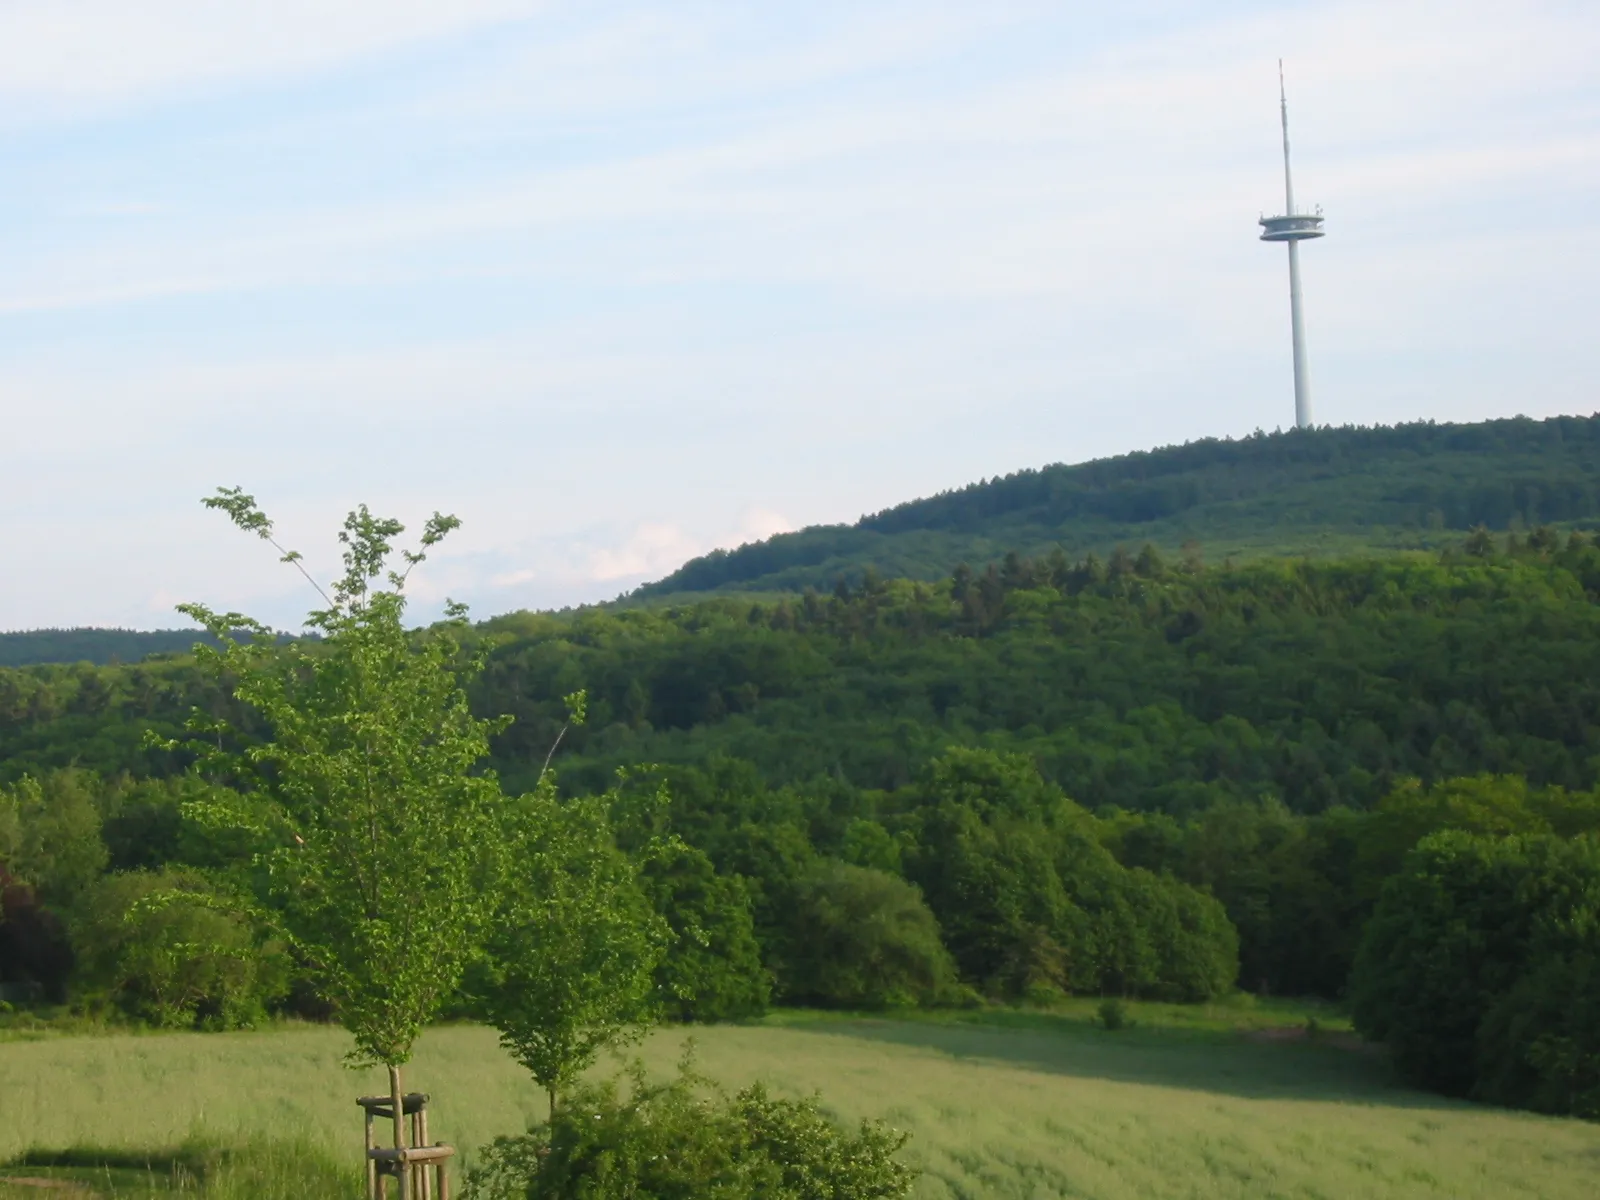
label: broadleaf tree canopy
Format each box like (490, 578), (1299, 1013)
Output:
(172, 489), (509, 1067)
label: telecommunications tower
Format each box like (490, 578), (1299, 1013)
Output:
(1259, 61), (1324, 429)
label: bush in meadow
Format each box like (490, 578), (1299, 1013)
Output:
(466, 1058), (916, 1200)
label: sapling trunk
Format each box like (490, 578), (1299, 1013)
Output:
(391, 1064), (409, 1200)
(390, 1064), (407, 1149)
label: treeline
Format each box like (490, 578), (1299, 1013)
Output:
(861, 413), (1600, 535)
(0, 751), (1239, 1025)
(642, 412), (1600, 594)
(480, 529), (1600, 811)
(8, 531), (1600, 1114)
(8, 754), (1600, 1114)
(7, 532), (1600, 809)
(17, 748), (1591, 1015)
(0, 628), (215, 668)
(643, 758), (1600, 1116)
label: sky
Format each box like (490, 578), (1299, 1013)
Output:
(3, 1), (1598, 632)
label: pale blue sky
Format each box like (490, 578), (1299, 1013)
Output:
(3, 1), (1598, 630)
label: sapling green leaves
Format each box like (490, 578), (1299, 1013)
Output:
(172, 488), (669, 1136)
(473, 782), (665, 1117)
(173, 489), (510, 1074)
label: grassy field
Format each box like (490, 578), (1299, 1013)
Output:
(3, 1001), (1598, 1198)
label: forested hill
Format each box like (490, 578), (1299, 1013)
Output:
(9, 531), (1600, 1005)
(8, 533), (1600, 817)
(0, 628), (213, 667)
(638, 413), (1600, 596)
(11, 533), (1600, 1079)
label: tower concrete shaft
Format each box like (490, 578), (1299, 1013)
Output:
(1258, 62), (1324, 430)
(1287, 239), (1311, 429)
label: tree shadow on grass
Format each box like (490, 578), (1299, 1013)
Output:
(0, 1148), (203, 1196)
(2, 1136), (359, 1198)
(788, 1013), (1503, 1113)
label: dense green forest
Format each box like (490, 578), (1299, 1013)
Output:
(641, 413), (1600, 595)
(7, 527), (1600, 1115)
(0, 628), (214, 668)
(10, 532), (1600, 810)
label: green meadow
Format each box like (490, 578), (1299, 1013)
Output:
(4, 1003), (1597, 1199)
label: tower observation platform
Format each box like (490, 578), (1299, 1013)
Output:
(1259, 211), (1325, 242)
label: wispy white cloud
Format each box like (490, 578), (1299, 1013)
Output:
(586, 524), (701, 584)
(5, 2), (1594, 320)
(0, 0), (543, 114)
(414, 508), (798, 618)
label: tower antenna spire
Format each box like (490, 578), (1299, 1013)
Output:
(1278, 59), (1295, 216)
(1258, 61), (1324, 430)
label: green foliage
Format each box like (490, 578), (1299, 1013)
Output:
(905, 750), (1238, 1001)
(839, 818), (902, 874)
(0, 627), (215, 668)
(1351, 831), (1600, 1113)
(465, 545), (1600, 818)
(171, 491), (507, 1068)
(1091, 866), (1240, 1004)
(97, 775), (265, 873)
(1165, 798), (1361, 998)
(12, 481), (1600, 1132)
(16, 544), (1600, 823)
(1098, 997), (1129, 1031)
(70, 868), (288, 1029)
(0, 770), (108, 908)
(472, 787), (665, 1109)
(709, 819), (819, 977)
(640, 413), (1600, 595)
(465, 1058), (916, 1200)
(781, 861), (958, 1009)
(905, 798), (1075, 997)
(1352, 832), (1536, 1094)
(636, 838), (770, 1022)
(1478, 948), (1600, 1118)
(1353, 774), (1600, 901)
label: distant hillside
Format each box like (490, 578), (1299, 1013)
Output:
(0, 628), (211, 667)
(638, 414), (1600, 596)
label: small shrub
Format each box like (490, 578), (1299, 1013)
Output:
(1098, 997), (1130, 1031)
(466, 1057), (917, 1200)
(1024, 980), (1067, 1008)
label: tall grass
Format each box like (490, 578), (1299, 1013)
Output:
(0, 1133), (358, 1197)
(3, 1004), (1597, 1198)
